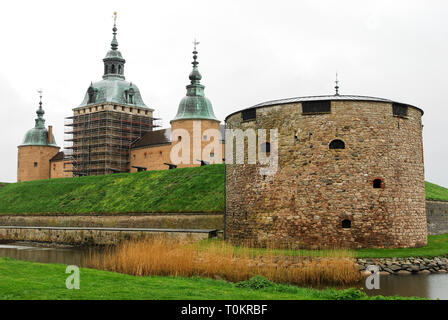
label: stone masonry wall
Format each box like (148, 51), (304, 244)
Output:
(130, 119), (224, 172)
(426, 200), (448, 235)
(0, 214), (224, 230)
(0, 227), (212, 245)
(225, 101), (426, 249)
(17, 145), (60, 182)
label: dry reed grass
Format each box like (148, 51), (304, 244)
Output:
(87, 237), (363, 287)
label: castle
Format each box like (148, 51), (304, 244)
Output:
(16, 15), (427, 249)
(17, 14), (223, 182)
(225, 95), (426, 249)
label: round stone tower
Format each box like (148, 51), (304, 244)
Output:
(18, 94), (60, 182)
(170, 42), (221, 166)
(225, 94), (426, 249)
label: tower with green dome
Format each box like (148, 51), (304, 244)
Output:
(65, 12), (157, 176)
(170, 42), (222, 167)
(172, 40), (219, 123)
(17, 92), (60, 182)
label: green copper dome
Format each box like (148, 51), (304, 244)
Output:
(78, 13), (150, 110)
(172, 46), (218, 122)
(79, 79), (149, 109)
(20, 97), (58, 147)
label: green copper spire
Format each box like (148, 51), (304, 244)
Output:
(78, 13), (150, 110)
(172, 40), (218, 122)
(111, 11), (119, 51)
(103, 12), (125, 80)
(20, 90), (58, 147)
(35, 89), (45, 129)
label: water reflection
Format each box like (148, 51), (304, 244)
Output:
(0, 242), (95, 266)
(364, 274), (448, 300)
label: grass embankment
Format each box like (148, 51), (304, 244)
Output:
(0, 165), (225, 215)
(355, 233), (448, 258)
(425, 181), (448, 202)
(0, 165), (447, 215)
(0, 258), (417, 300)
(211, 234), (448, 259)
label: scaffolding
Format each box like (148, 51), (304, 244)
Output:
(64, 109), (159, 176)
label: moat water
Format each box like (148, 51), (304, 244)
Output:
(0, 242), (447, 300)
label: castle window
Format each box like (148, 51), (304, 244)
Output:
(144, 152), (147, 159)
(210, 153), (215, 158)
(178, 136), (182, 141)
(342, 219), (352, 229)
(329, 139), (345, 150)
(203, 135), (207, 141)
(260, 142), (271, 153)
(34, 162), (38, 168)
(242, 108), (256, 121)
(302, 101), (331, 114)
(87, 86), (96, 104)
(393, 103), (408, 118)
(372, 178), (385, 189)
(111, 64), (116, 74)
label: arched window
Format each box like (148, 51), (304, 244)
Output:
(329, 139), (345, 150)
(111, 64), (115, 74)
(104, 65), (108, 74)
(342, 219), (351, 229)
(118, 65), (122, 74)
(260, 142), (271, 153)
(372, 178), (384, 189)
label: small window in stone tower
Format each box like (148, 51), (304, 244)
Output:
(260, 142), (271, 153)
(111, 64), (116, 74)
(342, 219), (352, 229)
(87, 86), (96, 104)
(393, 103), (408, 117)
(302, 100), (331, 114)
(372, 178), (385, 189)
(118, 65), (122, 74)
(242, 108), (256, 121)
(329, 139), (345, 150)
(34, 162), (38, 168)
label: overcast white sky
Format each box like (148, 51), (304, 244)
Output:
(0, 0), (447, 185)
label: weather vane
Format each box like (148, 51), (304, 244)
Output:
(37, 89), (43, 103)
(335, 72), (340, 96)
(193, 38), (200, 51)
(113, 11), (117, 26)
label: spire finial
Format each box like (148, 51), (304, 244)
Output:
(189, 39), (202, 83)
(335, 72), (340, 96)
(192, 38), (200, 68)
(111, 11), (118, 50)
(35, 89), (45, 128)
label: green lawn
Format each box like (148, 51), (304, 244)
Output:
(355, 234), (448, 258)
(0, 165), (447, 215)
(425, 181), (448, 202)
(0, 165), (225, 215)
(208, 234), (448, 259)
(0, 258), (417, 300)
